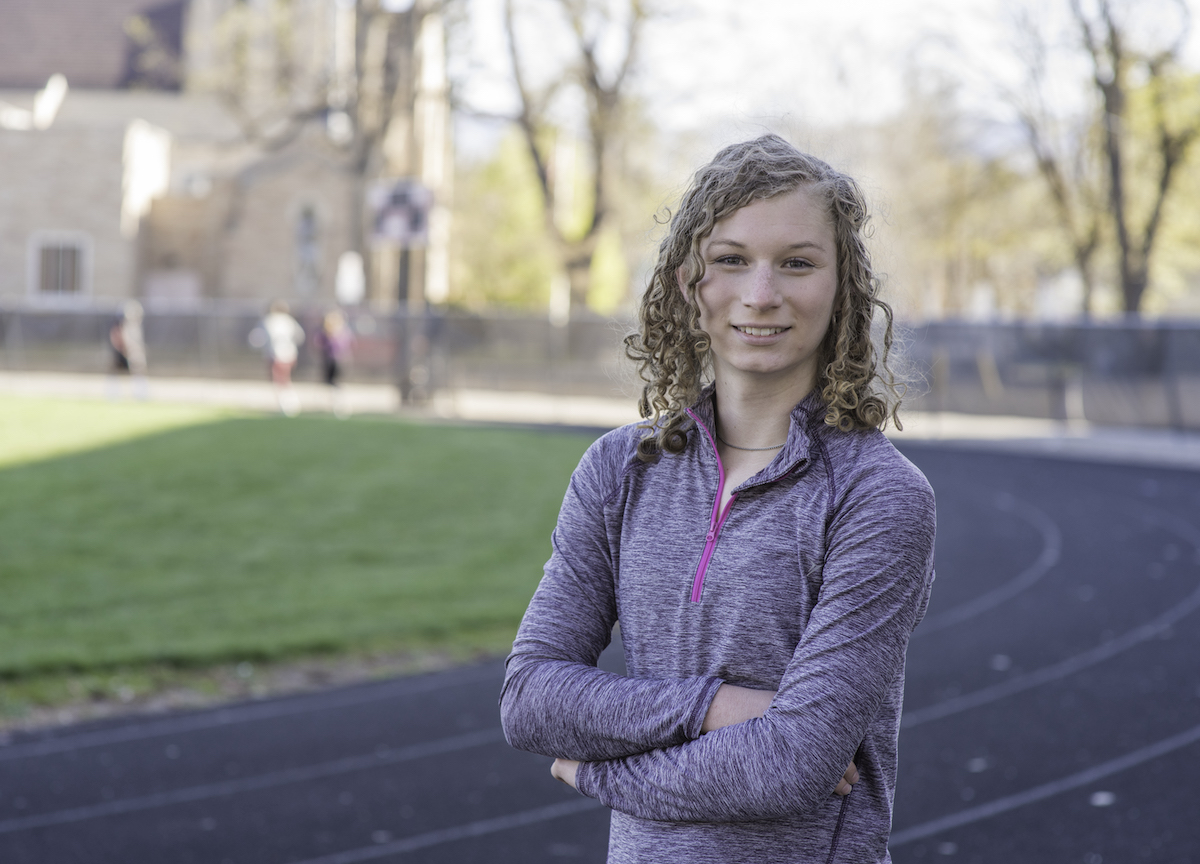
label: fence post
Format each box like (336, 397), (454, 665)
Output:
(1163, 323), (1185, 432)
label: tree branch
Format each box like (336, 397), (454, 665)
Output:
(1138, 47), (1200, 262)
(504, 0), (558, 241)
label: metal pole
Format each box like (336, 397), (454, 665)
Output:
(396, 246), (411, 403)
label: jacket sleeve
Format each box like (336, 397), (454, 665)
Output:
(500, 433), (726, 762)
(572, 461), (937, 822)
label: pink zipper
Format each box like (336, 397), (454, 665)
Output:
(686, 409), (737, 602)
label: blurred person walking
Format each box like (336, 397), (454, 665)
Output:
(107, 300), (148, 400)
(315, 309), (354, 418)
(255, 300), (305, 417)
(501, 136), (936, 863)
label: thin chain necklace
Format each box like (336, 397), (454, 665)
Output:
(716, 432), (786, 452)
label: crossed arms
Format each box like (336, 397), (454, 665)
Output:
(500, 446), (936, 823)
(549, 683), (861, 798)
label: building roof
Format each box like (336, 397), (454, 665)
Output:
(0, 0), (186, 91)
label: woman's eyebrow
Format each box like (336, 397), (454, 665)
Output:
(784, 241), (826, 252)
(706, 238), (827, 252)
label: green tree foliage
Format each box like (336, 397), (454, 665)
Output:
(498, 0), (648, 318)
(1073, 0), (1200, 313)
(588, 225), (630, 314)
(871, 82), (1066, 320)
(882, 0), (1200, 319)
(1114, 69), (1200, 314)
(449, 128), (639, 313)
(1005, 0), (1200, 315)
(450, 130), (558, 310)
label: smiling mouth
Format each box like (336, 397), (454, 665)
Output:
(734, 326), (789, 336)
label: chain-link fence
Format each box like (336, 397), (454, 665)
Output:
(901, 320), (1200, 430)
(3, 304), (1198, 430)
(0, 303), (642, 401)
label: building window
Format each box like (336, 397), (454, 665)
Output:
(28, 232), (91, 300)
(40, 244), (81, 294)
(29, 232), (91, 299)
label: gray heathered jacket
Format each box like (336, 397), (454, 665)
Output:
(501, 389), (936, 863)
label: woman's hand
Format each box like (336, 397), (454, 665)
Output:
(551, 758), (581, 789)
(834, 761), (859, 796)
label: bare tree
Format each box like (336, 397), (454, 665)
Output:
(1071, 0), (1200, 313)
(1002, 0), (1200, 315)
(196, 0), (448, 259)
(1008, 8), (1106, 315)
(501, 0), (647, 318)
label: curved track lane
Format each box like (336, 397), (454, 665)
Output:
(891, 445), (1200, 863)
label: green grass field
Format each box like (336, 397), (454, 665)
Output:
(0, 395), (598, 716)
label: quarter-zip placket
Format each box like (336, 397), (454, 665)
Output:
(686, 409), (737, 602)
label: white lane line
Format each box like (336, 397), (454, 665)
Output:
(0, 728), (505, 834)
(0, 663), (502, 762)
(287, 798), (604, 864)
(913, 494), (1061, 638)
(889, 719), (1200, 846)
(903, 502), (1200, 728)
(903, 576), (1200, 727)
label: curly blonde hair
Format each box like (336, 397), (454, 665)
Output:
(624, 134), (902, 460)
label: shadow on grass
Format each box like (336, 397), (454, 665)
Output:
(1, 413), (599, 693)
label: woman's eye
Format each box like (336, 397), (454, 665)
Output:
(713, 255), (744, 266)
(784, 258), (814, 269)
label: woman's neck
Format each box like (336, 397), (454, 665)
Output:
(711, 372), (814, 450)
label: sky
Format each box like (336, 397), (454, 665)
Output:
(454, 0), (1017, 152)
(451, 0), (1200, 162)
(636, 0), (1005, 129)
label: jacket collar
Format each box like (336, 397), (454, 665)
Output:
(685, 385), (825, 486)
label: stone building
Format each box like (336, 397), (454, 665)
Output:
(0, 0), (450, 311)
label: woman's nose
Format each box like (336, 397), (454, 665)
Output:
(744, 265), (782, 308)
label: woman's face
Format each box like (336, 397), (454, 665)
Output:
(693, 186), (838, 395)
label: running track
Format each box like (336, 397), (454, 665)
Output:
(1, 443), (1198, 862)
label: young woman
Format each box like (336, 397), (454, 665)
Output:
(500, 135), (936, 863)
